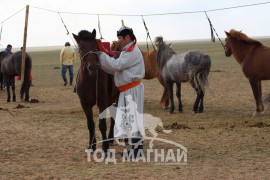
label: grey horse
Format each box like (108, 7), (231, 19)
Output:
(155, 36), (211, 113)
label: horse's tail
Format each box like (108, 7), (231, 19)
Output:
(20, 53), (32, 101)
(188, 54), (211, 93)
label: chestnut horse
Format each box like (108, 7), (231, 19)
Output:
(225, 29), (270, 117)
(110, 41), (169, 108)
(72, 29), (118, 154)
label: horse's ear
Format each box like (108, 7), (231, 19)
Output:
(72, 33), (79, 43)
(225, 31), (230, 37)
(92, 29), (96, 39)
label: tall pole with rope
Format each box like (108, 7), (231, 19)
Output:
(21, 5), (29, 100)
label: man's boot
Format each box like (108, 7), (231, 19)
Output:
(70, 77), (73, 86)
(63, 77), (68, 86)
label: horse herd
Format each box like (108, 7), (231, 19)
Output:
(1, 29), (270, 153)
(70, 29), (270, 153)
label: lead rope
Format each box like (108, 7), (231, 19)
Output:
(58, 12), (80, 93)
(58, 12), (78, 49)
(0, 23), (3, 43)
(97, 15), (104, 40)
(205, 12), (226, 49)
(141, 16), (156, 59)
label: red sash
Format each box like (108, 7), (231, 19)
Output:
(117, 81), (141, 92)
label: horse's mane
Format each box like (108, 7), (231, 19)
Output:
(229, 29), (263, 46)
(78, 30), (94, 40)
(0, 51), (8, 62)
(155, 36), (176, 69)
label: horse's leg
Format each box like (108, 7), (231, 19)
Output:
(108, 117), (115, 144)
(249, 78), (261, 117)
(192, 87), (201, 113)
(20, 79), (29, 102)
(258, 81), (264, 113)
(166, 79), (174, 113)
(176, 82), (183, 112)
(5, 76), (11, 102)
(198, 89), (204, 113)
(81, 102), (96, 151)
(23, 79), (30, 102)
(158, 76), (169, 109)
(11, 77), (16, 102)
(99, 116), (110, 156)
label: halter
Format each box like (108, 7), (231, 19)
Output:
(78, 48), (100, 107)
(80, 50), (100, 71)
(80, 50), (98, 60)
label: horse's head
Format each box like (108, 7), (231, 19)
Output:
(110, 41), (121, 58)
(73, 29), (99, 75)
(0, 51), (8, 65)
(110, 41), (121, 51)
(154, 36), (164, 50)
(224, 31), (233, 57)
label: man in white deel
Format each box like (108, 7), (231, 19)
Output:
(98, 23), (145, 158)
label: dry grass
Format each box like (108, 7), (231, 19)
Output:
(1, 40), (270, 179)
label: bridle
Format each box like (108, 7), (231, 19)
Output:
(79, 46), (100, 71)
(80, 50), (98, 60)
(78, 42), (100, 106)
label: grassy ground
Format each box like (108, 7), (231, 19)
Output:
(1, 39), (270, 179)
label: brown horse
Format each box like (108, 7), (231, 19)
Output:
(72, 29), (118, 154)
(110, 41), (169, 108)
(225, 29), (270, 117)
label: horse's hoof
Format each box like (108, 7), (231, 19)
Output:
(169, 111), (175, 114)
(88, 143), (96, 151)
(178, 110), (183, 113)
(252, 111), (261, 118)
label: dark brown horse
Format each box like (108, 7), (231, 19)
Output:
(0, 51), (32, 102)
(0, 52), (6, 90)
(110, 41), (169, 108)
(72, 29), (118, 154)
(225, 29), (270, 117)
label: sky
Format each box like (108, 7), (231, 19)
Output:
(0, 0), (270, 48)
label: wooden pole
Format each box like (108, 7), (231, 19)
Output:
(21, 5), (29, 97)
